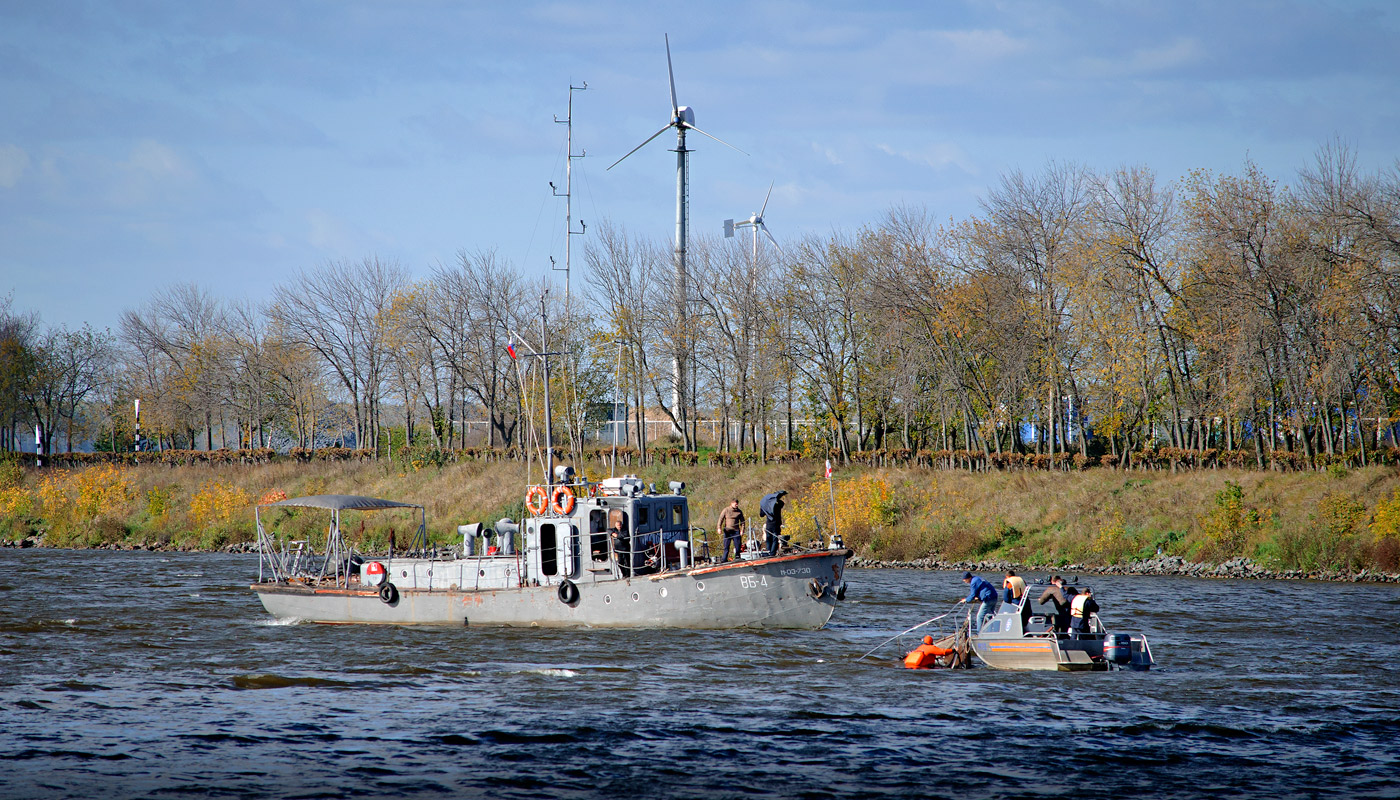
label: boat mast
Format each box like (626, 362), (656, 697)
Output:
(540, 291), (554, 490)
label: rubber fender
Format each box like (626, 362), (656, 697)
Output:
(378, 582), (398, 604)
(557, 578), (580, 605)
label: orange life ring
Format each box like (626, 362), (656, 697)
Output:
(550, 485), (576, 515)
(525, 486), (549, 516)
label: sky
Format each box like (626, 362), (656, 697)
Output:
(2, 0), (1399, 333)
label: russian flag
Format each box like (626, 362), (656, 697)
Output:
(824, 459), (832, 478)
(506, 338), (517, 360)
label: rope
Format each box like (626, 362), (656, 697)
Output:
(857, 602), (963, 660)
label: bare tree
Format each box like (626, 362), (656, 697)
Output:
(270, 258), (406, 450)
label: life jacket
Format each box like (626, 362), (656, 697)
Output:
(1004, 575), (1026, 598)
(903, 635), (955, 669)
(1071, 593), (1091, 618)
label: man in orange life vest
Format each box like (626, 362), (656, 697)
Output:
(1069, 586), (1099, 639)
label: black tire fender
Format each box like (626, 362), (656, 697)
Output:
(836, 582), (847, 601)
(379, 582), (398, 604)
(557, 578), (580, 605)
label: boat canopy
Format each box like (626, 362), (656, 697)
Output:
(259, 494), (423, 512)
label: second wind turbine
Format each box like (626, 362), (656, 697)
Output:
(609, 34), (745, 440)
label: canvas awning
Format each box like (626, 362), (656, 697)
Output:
(258, 494), (423, 512)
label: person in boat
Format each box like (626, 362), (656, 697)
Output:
(717, 498), (746, 562)
(1037, 575), (1071, 634)
(1069, 586), (1099, 639)
(759, 491), (786, 558)
(609, 510), (632, 578)
(959, 571), (1000, 635)
(1003, 569), (1026, 605)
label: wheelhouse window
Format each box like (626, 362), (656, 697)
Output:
(670, 503), (685, 528)
(637, 504), (649, 527)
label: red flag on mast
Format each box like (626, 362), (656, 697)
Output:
(824, 459), (832, 478)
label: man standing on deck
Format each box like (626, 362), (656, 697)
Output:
(717, 498), (745, 562)
(759, 491), (786, 557)
(1069, 587), (1099, 639)
(1003, 569), (1026, 605)
(1038, 576), (1071, 634)
(959, 571), (1000, 635)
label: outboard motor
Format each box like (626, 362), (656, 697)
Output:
(1104, 633), (1132, 666)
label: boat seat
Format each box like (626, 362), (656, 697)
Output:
(1023, 614), (1053, 637)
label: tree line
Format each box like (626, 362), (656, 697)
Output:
(3, 144), (1398, 469)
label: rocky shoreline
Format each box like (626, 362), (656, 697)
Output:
(6, 537), (1398, 583)
(848, 554), (1400, 583)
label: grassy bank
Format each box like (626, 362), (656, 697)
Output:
(2, 459), (1398, 573)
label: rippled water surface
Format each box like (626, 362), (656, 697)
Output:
(3, 550), (1399, 799)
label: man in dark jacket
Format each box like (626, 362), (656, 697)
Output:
(759, 491), (786, 557)
(959, 571), (1000, 634)
(1038, 575), (1070, 634)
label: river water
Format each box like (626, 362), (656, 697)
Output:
(2, 550), (1398, 799)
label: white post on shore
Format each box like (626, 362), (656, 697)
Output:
(134, 398), (142, 454)
(35, 423), (42, 468)
(825, 458), (835, 544)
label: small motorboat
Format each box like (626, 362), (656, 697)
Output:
(968, 582), (1155, 671)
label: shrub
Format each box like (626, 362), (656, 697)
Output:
(0, 459), (22, 490)
(146, 485), (178, 525)
(1198, 480), (1268, 557)
(189, 479), (252, 532)
(786, 472), (897, 549)
(1371, 488), (1400, 542)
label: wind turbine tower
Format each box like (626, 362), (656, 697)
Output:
(724, 182), (783, 267)
(609, 34), (745, 437)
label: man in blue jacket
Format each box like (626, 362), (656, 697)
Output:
(959, 571), (1001, 635)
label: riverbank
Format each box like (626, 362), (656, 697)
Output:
(2, 459), (1398, 575)
(848, 554), (1400, 583)
(5, 536), (1396, 584)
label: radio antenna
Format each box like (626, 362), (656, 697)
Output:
(553, 82), (588, 302)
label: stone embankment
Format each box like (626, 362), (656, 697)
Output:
(1, 537), (260, 554)
(6, 536), (1398, 582)
(849, 554), (1400, 583)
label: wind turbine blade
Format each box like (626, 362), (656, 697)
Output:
(665, 34), (678, 117)
(680, 122), (748, 156)
(760, 181), (774, 218)
(761, 223), (784, 255)
(607, 123), (675, 170)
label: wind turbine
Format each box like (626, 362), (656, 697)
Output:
(724, 182), (783, 267)
(609, 34), (746, 434)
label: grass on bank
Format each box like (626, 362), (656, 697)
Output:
(1, 457), (1398, 573)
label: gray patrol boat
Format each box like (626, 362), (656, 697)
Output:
(249, 478), (850, 629)
(250, 294), (850, 629)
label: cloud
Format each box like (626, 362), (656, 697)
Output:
(0, 144), (30, 188)
(876, 142), (976, 176)
(1128, 37), (1207, 73)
